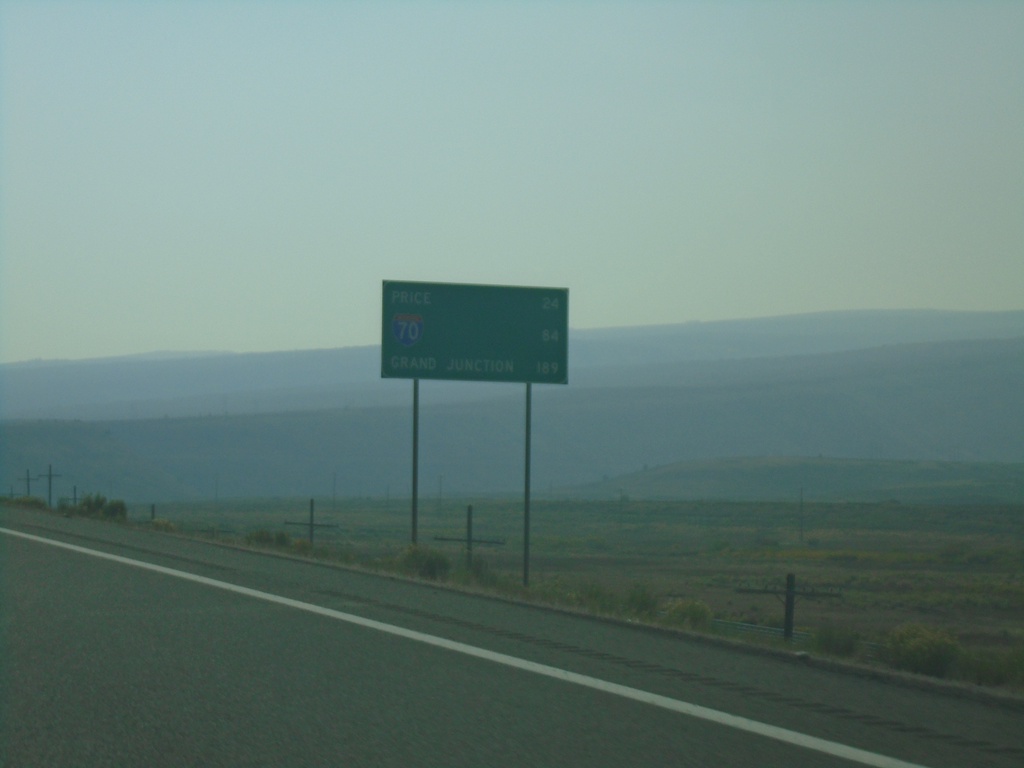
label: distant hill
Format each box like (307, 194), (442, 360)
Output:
(3, 308), (1023, 421)
(569, 308), (1024, 370)
(567, 456), (1024, 505)
(1, 314), (1022, 502)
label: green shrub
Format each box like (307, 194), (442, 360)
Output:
(884, 624), (962, 677)
(80, 494), (107, 517)
(150, 518), (177, 533)
(554, 580), (619, 614)
(69, 494), (127, 521)
(467, 555), (491, 581)
(103, 499), (127, 521)
(956, 645), (1024, 687)
(292, 539), (313, 557)
(664, 598), (713, 630)
(8, 496), (47, 510)
(813, 623), (861, 657)
(453, 555), (497, 586)
(245, 529), (276, 546)
(625, 583), (659, 620)
(398, 545), (450, 580)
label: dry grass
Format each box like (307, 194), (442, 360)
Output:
(62, 495), (1024, 688)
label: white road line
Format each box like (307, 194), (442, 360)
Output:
(3, 527), (931, 768)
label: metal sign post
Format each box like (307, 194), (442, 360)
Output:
(524, 383), (532, 586)
(412, 379), (419, 544)
(381, 281), (568, 582)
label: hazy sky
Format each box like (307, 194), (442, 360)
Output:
(1, 1), (1022, 363)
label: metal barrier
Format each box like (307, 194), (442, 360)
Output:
(712, 619), (811, 642)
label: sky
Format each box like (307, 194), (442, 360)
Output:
(1, 1), (1022, 364)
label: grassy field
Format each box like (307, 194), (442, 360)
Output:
(14, 494), (1024, 689)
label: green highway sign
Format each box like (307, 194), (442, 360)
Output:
(381, 280), (568, 384)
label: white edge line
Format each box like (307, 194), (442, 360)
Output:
(2, 527), (931, 768)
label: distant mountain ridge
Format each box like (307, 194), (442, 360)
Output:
(3, 309), (1023, 421)
(569, 308), (1024, 367)
(1, 309), (1022, 502)
(568, 456), (1024, 505)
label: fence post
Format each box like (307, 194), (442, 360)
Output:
(784, 573), (796, 641)
(466, 505), (473, 569)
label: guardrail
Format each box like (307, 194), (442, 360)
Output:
(712, 619), (811, 642)
(711, 620), (884, 658)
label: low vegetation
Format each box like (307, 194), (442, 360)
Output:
(56, 493), (128, 521)
(395, 545), (451, 580)
(5, 496), (48, 510)
(812, 622), (862, 657)
(245, 528), (292, 548)
(663, 598), (714, 631)
(883, 624), (962, 678)
(5, 495), (1023, 691)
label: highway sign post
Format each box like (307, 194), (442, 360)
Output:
(381, 281), (568, 585)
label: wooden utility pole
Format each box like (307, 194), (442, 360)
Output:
(285, 498), (337, 546)
(523, 383), (532, 586)
(799, 487), (804, 544)
(433, 505), (504, 569)
(737, 574), (841, 641)
(37, 465), (62, 508)
(784, 574), (797, 640)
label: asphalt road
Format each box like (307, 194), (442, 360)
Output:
(2, 507), (1021, 767)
